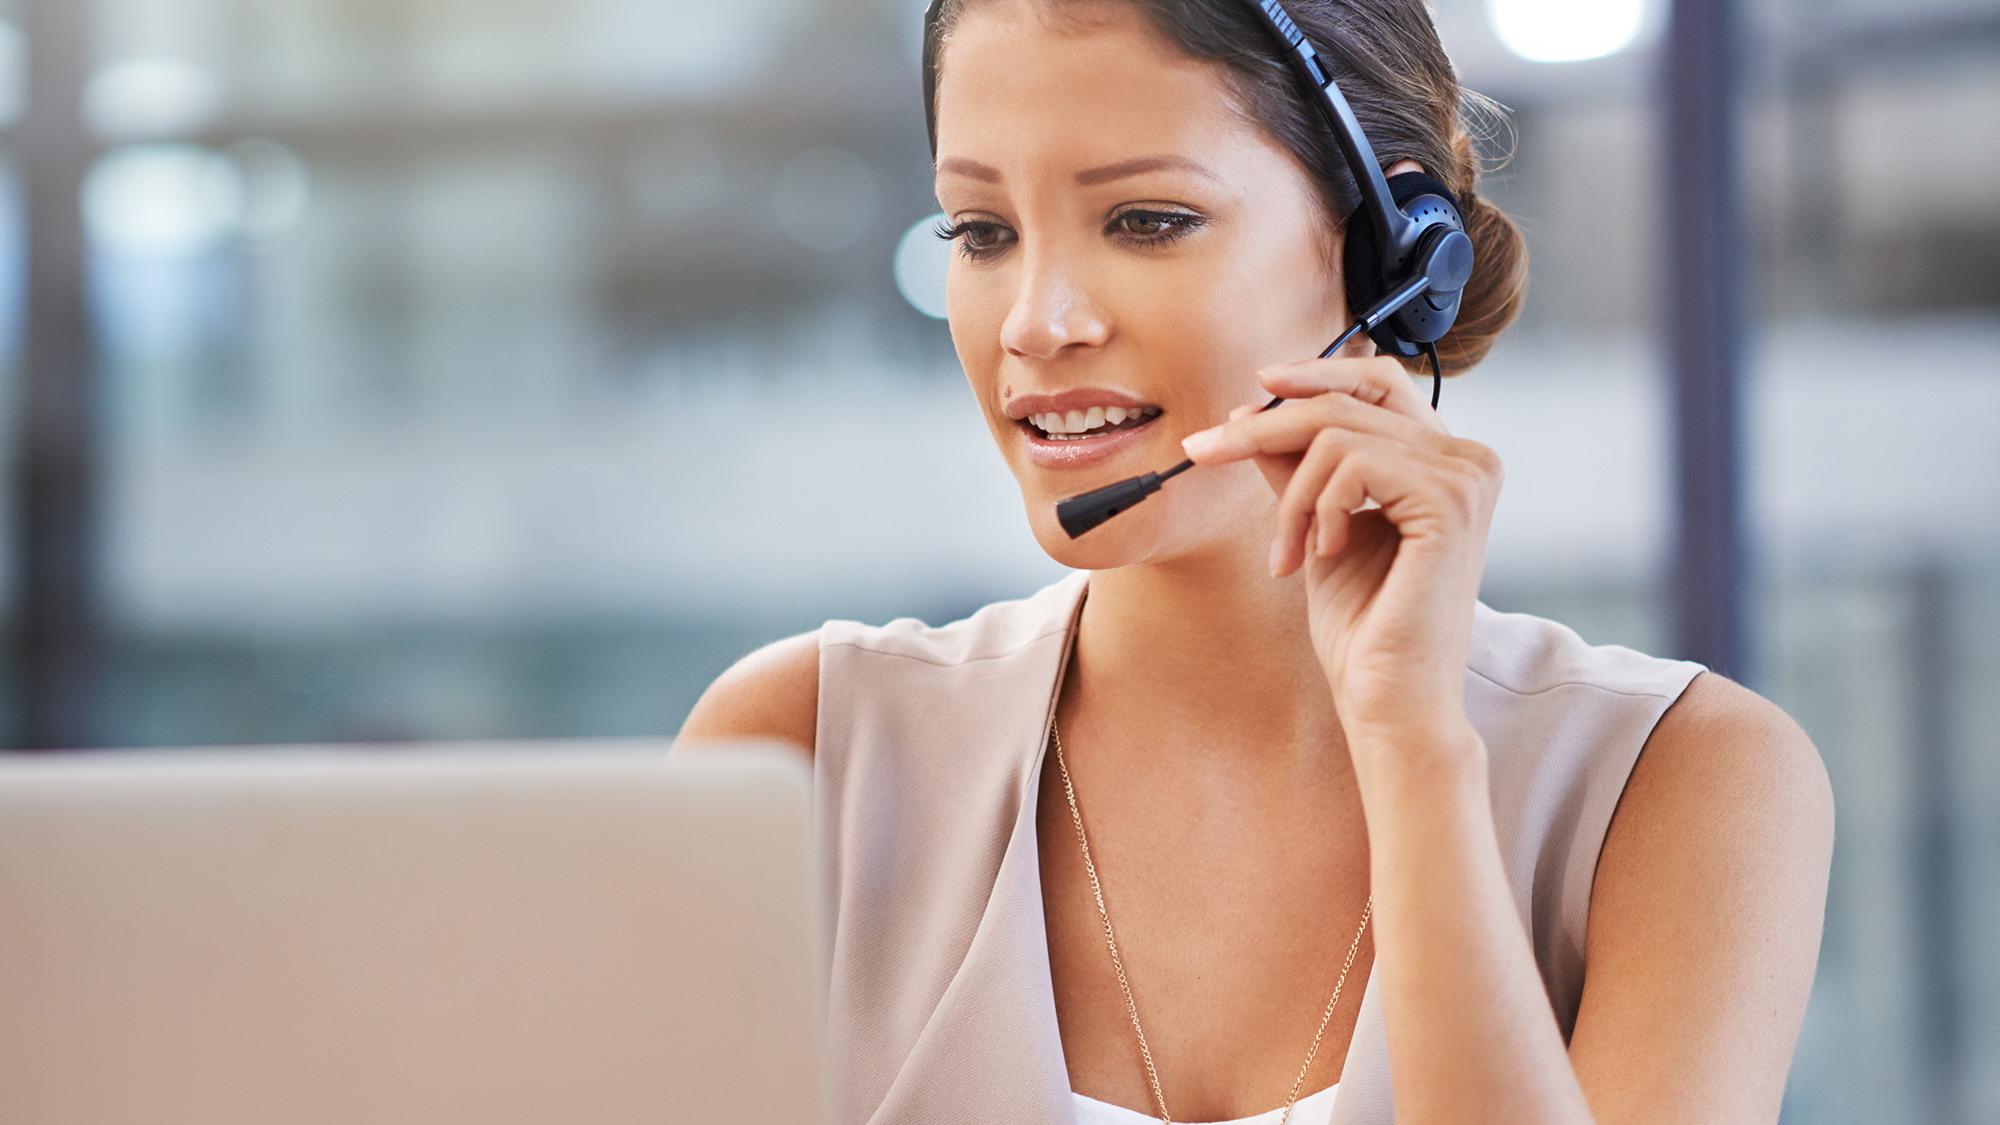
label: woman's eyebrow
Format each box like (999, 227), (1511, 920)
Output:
(1075, 155), (1220, 186)
(935, 154), (1221, 186)
(936, 157), (1002, 182)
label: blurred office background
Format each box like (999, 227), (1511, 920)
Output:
(0, 0), (1993, 1118)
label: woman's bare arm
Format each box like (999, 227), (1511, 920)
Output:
(674, 631), (821, 760)
(1568, 672), (1835, 1124)
(1349, 673), (1831, 1125)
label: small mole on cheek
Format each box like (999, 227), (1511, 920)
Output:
(1003, 384), (1013, 398)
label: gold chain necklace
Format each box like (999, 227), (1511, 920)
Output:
(1050, 718), (1372, 1125)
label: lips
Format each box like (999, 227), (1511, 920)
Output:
(1005, 388), (1167, 469)
(1014, 408), (1164, 468)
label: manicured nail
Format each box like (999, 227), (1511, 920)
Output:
(1269, 538), (1285, 576)
(1181, 429), (1219, 458)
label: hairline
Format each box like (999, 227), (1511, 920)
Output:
(930, 0), (1350, 269)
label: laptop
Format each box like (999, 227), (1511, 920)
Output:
(0, 741), (823, 1125)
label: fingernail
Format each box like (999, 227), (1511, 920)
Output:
(1181, 430), (1219, 458)
(1269, 538), (1285, 576)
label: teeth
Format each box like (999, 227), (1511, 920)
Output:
(1027, 404), (1160, 436)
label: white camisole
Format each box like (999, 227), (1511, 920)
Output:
(1072, 1082), (1337, 1125)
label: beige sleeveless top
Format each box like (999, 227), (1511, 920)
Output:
(814, 572), (1702, 1125)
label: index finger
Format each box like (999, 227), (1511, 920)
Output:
(1257, 354), (1447, 433)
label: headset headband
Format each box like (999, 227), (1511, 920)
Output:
(922, 0), (947, 154)
(1236, 0), (1423, 286)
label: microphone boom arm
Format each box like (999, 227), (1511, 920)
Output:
(1054, 272), (1438, 539)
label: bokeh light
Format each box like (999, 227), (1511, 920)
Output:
(894, 214), (950, 320)
(1486, 0), (1645, 63)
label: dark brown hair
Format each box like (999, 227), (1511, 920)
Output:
(928, 0), (1527, 374)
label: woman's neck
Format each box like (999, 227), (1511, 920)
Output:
(1067, 539), (1345, 772)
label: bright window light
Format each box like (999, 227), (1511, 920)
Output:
(1487, 0), (1645, 63)
(84, 145), (242, 257)
(84, 59), (221, 140)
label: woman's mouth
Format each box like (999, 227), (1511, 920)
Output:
(1022, 404), (1162, 441)
(1015, 403), (1164, 469)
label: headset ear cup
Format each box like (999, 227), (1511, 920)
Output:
(1341, 171), (1463, 357)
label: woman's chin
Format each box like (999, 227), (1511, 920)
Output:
(1022, 493), (1159, 571)
(1018, 458), (1273, 573)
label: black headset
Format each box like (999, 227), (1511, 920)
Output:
(921, 0), (1476, 537)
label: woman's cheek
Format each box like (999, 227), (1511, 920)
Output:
(1127, 281), (1264, 419)
(945, 266), (1010, 383)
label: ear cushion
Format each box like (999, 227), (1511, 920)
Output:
(1342, 171), (1463, 358)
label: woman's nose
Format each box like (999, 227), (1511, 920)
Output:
(998, 251), (1110, 360)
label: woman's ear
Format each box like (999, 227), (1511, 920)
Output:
(1325, 162), (1424, 354)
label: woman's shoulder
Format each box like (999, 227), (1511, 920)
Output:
(817, 575), (1085, 761)
(1618, 669), (1830, 868)
(676, 631), (821, 758)
(1461, 602), (1823, 804)
(820, 571), (1087, 669)
(1462, 603), (1706, 813)
(674, 572), (1089, 762)
(1466, 602), (1703, 703)
(1576, 655), (1829, 898)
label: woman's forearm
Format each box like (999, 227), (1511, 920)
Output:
(1358, 725), (1596, 1125)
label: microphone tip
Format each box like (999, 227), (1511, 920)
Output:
(1054, 473), (1164, 539)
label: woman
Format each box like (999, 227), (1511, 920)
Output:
(680, 1), (1834, 1122)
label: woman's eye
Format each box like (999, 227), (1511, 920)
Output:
(962, 224), (1007, 249)
(935, 219), (1015, 258)
(1109, 210), (1202, 243)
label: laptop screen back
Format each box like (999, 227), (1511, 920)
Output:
(0, 743), (822, 1125)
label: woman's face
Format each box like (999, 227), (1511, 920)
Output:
(933, 0), (1350, 569)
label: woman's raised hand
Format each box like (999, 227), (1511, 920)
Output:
(1179, 356), (1502, 776)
